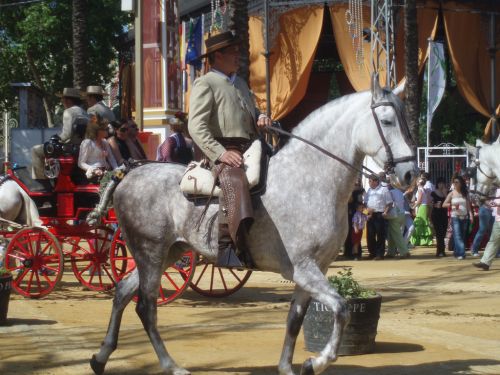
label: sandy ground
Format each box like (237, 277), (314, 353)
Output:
(1, 246), (500, 375)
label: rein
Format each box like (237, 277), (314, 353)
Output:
(370, 100), (416, 174)
(264, 126), (377, 178)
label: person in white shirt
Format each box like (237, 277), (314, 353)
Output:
(78, 116), (118, 182)
(31, 87), (88, 179)
(364, 174), (393, 260)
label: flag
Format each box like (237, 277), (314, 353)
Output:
(185, 17), (202, 70)
(426, 40), (446, 147)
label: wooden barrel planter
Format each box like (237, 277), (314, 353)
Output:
(0, 273), (12, 325)
(303, 294), (382, 355)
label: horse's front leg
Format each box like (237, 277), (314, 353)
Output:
(278, 285), (311, 375)
(91, 269), (139, 374)
(294, 260), (350, 375)
(135, 257), (190, 375)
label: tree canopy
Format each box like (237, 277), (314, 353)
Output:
(0, 0), (129, 117)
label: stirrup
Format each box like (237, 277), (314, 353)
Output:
(215, 244), (245, 268)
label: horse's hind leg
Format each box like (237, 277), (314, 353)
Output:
(278, 286), (311, 375)
(294, 261), (350, 375)
(135, 257), (190, 375)
(91, 269), (139, 375)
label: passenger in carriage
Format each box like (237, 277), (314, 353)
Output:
(78, 116), (118, 183)
(107, 120), (132, 165)
(126, 119), (148, 160)
(31, 87), (88, 180)
(85, 85), (116, 123)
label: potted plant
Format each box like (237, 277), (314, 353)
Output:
(0, 266), (13, 325)
(303, 268), (382, 355)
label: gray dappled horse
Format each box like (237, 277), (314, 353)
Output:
(91, 77), (419, 375)
(465, 138), (500, 201)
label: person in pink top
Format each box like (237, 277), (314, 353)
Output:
(473, 187), (500, 271)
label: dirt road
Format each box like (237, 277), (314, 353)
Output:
(1, 247), (500, 375)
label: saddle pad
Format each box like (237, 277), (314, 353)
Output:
(180, 139), (262, 197)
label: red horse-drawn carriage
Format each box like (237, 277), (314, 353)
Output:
(1, 150), (251, 303)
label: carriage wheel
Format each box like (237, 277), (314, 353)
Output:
(4, 227), (63, 298)
(109, 228), (196, 305)
(189, 256), (252, 297)
(69, 226), (115, 291)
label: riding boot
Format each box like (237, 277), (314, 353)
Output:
(215, 223), (244, 268)
(236, 223), (256, 269)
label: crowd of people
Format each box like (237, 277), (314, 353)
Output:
(343, 171), (499, 267)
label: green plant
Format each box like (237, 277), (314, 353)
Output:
(0, 267), (12, 278)
(328, 268), (376, 299)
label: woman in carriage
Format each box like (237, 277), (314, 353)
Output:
(78, 116), (119, 183)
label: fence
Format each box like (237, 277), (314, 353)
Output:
(0, 112), (19, 165)
(417, 143), (469, 184)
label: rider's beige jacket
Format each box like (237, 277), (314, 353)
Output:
(188, 71), (257, 162)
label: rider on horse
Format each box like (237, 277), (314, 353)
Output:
(188, 31), (271, 268)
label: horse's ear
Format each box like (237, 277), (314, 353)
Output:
(464, 141), (477, 155)
(371, 73), (383, 102)
(475, 139), (486, 147)
(392, 78), (406, 100)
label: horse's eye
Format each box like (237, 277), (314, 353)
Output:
(381, 119), (393, 126)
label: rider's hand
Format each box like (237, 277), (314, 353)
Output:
(219, 150), (243, 168)
(257, 114), (272, 128)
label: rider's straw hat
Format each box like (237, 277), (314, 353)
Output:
(199, 31), (240, 58)
(85, 85), (109, 96)
(56, 87), (82, 99)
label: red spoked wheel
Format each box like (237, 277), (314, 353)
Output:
(109, 228), (196, 305)
(189, 256), (252, 297)
(68, 226), (115, 291)
(4, 227), (63, 298)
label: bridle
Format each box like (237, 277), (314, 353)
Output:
(266, 94), (416, 179)
(468, 146), (499, 200)
(370, 99), (416, 175)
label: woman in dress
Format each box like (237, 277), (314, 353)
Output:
(431, 177), (449, 257)
(156, 112), (194, 164)
(443, 174), (474, 259)
(78, 116), (118, 182)
(410, 177), (434, 246)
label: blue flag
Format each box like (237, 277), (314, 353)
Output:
(185, 18), (202, 70)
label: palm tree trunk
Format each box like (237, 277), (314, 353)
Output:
(72, 0), (88, 90)
(26, 51), (54, 127)
(229, 0), (250, 84)
(404, 0), (419, 145)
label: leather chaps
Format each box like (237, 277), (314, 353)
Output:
(213, 138), (254, 243)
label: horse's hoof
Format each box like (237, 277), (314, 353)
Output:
(300, 357), (315, 375)
(90, 354), (106, 375)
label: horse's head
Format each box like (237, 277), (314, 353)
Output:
(465, 139), (500, 201)
(355, 75), (418, 189)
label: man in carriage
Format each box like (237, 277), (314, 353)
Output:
(31, 87), (89, 180)
(188, 31), (271, 268)
(85, 85), (116, 123)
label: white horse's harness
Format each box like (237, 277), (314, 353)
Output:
(468, 146), (499, 200)
(267, 97), (415, 178)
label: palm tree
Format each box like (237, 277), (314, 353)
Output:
(404, 0), (419, 145)
(229, 0), (250, 84)
(72, 0), (88, 90)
